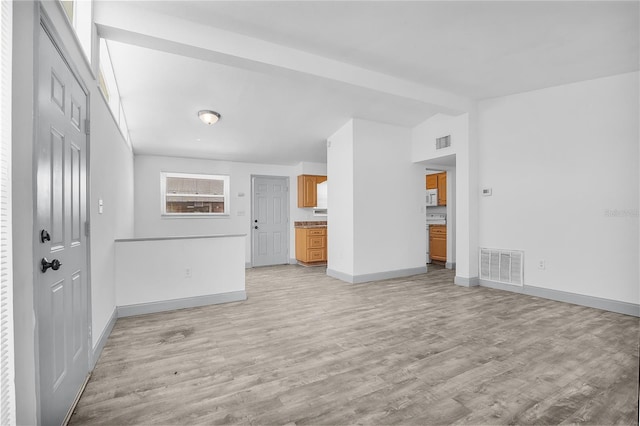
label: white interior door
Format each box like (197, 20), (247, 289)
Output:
(252, 176), (289, 267)
(36, 25), (89, 426)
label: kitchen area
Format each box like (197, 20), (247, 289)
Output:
(294, 174), (328, 266)
(426, 170), (451, 268)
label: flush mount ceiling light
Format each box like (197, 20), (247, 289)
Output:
(198, 110), (221, 125)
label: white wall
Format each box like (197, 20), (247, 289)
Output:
(89, 95), (134, 349)
(327, 119), (425, 280)
(134, 155), (326, 265)
(412, 113), (465, 163)
(11, 2), (135, 423)
(327, 120), (355, 275)
(353, 119), (426, 276)
(115, 236), (245, 307)
(477, 72), (639, 304)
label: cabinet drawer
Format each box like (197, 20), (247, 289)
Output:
(430, 226), (446, 236)
(307, 236), (326, 248)
(307, 228), (326, 236)
(307, 249), (325, 261)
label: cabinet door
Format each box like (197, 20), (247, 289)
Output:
(426, 174), (438, 190)
(430, 236), (447, 261)
(429, 226), (447, 261)
(438, 173), (447, 206)
(295, 228), (308, 260)
(297, 175), (317, 207)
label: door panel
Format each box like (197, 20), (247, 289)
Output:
(252, 176), (289, 267)
(37, 25), (89, 426)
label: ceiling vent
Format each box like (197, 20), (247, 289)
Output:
(436, 135), (451, 150)
(480, 248), (524, 286)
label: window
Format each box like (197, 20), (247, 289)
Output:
(59, 0), (92, 62)
(161, 173), (230, 216)
(98, 38), (132, 147)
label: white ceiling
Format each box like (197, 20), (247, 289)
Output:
(95, 1), (639, 165)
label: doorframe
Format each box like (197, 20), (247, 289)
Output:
(250, 175), (290, 268)
(33, 6), (93, 422)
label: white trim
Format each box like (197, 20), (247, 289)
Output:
(90, 308), (116, 369)
(479, 279), (640, 318)
(117, 291), (247, 318)
(454, 275), (480, 287)
(327, 267), (427, 284)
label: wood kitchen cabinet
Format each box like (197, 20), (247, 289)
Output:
(429, 224), (447, 262)
(425, 172), (447, 206)
(297, 175), (327, 208)
(295, 227), (327, 265)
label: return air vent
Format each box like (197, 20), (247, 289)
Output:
(480, 248), (524, 286)
(436, 135), (451, 150)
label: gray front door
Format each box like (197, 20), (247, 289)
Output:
(252, 176), (289, 266)
(36, 24), (90, 426)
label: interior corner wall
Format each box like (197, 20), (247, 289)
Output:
(11, 2), (136, 423)
(326, 120), (355, 276)
(477, 72), (639, 304)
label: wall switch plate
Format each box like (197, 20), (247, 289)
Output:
(185, 268), (192, 278)
(538, 260), (545, 270)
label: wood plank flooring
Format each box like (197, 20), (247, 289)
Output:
(70, 265), (639, 425)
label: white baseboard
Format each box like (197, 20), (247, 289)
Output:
(327, 266), (427, 284)
(479, 279), (640, 317)
(117, 291), (247, 318)
(91, 307), (117, 369)
(454, 276), (480, 287)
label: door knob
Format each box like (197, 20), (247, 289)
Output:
(41, 258), (62, 273)
(254, 226), (258, 229)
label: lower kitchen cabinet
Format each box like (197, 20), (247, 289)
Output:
(295, 227), (327, 265)
(429, 225), (447, 262)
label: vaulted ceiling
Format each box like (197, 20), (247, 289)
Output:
(94, 1), (639, 165)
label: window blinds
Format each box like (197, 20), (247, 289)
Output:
(0, 0), (15, 424)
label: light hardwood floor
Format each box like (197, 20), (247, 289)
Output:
(70, 265), (639, 425)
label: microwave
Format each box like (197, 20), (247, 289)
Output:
(426, 189), (438, 207)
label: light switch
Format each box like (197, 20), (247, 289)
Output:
(98, 199), (104, 214)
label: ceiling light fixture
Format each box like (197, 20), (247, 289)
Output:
(198, 110), (221, 125)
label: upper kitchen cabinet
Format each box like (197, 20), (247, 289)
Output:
(297, 175), (327, 207)
(425, 172), (446, 206)
(438, 173), (446, 206)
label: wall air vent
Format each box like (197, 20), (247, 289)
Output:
(480, 248), (524, 286)
(436, 135), (451, 150)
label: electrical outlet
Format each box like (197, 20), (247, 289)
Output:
(185, 268), (192, 278)
(538, 260), (545, 270)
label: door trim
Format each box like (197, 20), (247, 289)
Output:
(34, 6), (93, 422)
(250, 175), (290, 268)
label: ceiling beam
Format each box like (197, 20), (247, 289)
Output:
(94, 2), (472, 115)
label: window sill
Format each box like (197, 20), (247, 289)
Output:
(161, 213), (231, 219)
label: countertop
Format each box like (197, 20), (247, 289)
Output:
(294, 221), (327, 229)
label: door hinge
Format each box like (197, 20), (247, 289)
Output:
(84, 221), (90, 237)
(84, 119), (90, 135)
